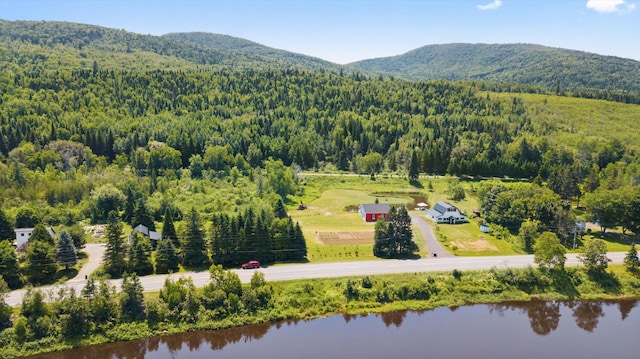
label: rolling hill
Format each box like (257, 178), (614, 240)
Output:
(162, 32), (344, 72)
(349, 43), (640, 92)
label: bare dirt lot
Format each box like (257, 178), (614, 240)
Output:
(450, 239), (498, 252)
(316, 231), (375, 245)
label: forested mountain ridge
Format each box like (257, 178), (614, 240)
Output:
(349, 43), (640, 93)
(0, 21), (640, 229)
(163, 32), (344, 72)
(0, 20), (333, 72)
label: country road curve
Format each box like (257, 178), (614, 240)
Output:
(5, 252), (628, 307)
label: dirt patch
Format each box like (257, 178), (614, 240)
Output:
(450, 240), (498, 252)
(316, 231), (375, 245)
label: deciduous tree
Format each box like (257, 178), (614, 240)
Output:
(533, 232), (566, 271)
(579, 238), (610, 276)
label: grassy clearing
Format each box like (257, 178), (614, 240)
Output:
(291, 178), (421, 262)
(488, 93), (640, 152)
(292, 175), (532, 260)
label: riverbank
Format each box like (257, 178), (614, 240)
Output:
(2, 265), (639, 358)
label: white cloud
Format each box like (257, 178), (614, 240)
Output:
(586, 0), (636, 13)
(477, 0), (503, 10)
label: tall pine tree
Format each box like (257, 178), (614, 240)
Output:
(181, 207), (208, 266)
(155, 238), (179, 274)
(0, 208), (14, 242)
(161, 208), (179, 249)
(103, 211), (127, 277)
(56, 230), (78, 270)
(127, 232), (153, 276)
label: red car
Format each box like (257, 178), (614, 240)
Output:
(242, 260), (260, 269)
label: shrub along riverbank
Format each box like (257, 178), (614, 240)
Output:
(1, 264), (639, 358)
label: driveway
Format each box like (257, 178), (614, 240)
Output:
(410, 213), (453, 258)
(68, 243), (106, 283)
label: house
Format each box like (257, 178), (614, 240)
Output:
(14, 227), (56, 247)
(130, 224), (161, 245)
(426, 201), (468, 224)
(359, 203), (391, 222)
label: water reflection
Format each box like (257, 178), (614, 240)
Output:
(26, 299), (640, 359)
(489, 299), (638, 336)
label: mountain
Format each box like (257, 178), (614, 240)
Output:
(349, 43), (640, 92)
(162, 32), (344, 72)
(0, 20), (340, 73)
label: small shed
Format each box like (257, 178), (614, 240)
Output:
(480, 224), (490, 233)
(359, 203), (391, 222)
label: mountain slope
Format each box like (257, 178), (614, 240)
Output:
(0, 20), (332, 72)
(162, 32), (344, 72)
(349, 43), (640, 92)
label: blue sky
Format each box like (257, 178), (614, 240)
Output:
(1, 0), (638, 64)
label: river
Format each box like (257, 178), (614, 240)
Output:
(27, 299), (640, 359)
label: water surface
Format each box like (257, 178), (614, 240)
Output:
(28, 299), (640, 359)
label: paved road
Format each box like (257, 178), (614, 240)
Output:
(4, 252), (627, 306)
(410, 213), (453, 258)
(6, 243), (105, 307)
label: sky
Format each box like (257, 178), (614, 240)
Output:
(1, 0), (639, 64)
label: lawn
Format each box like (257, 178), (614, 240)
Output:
(290, 176), (429, 262)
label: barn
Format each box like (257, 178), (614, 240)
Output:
(359, 203), (391, 222)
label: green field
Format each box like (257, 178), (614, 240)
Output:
(290, 175), (635, 261)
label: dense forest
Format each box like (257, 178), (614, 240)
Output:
(350, 43), (640, 95)
(0, 20), (639, 285)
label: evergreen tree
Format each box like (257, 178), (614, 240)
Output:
(161, 208), (179, 249)
(127, 232), (153, 276)
(624, 243), (640, 273)
(155, 238), (179, 274)
(373, 216), (392, 258)
(0, 208), (14, 242)
(0, 277), (11, 325)
(90, 280), (118, 325)
(181, 207), (208, 266)
(119, 272), (146, 322)
(132, 198), (155, 230)
(25, 240), (57, 284)
(55, 230), (78, 270)
(103, 211), (127, 277)
(0, 240), (22, 288)
(292, 221), (307, 261)
(374, 206), (417, 258)
(394, 206), (417, 256)
(122, 186), (137, 225)
(254, 213), (273, 263)
(408, 150), (420, 181)
(273, 198), (288, 219)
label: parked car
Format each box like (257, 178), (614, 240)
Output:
(242, 260), (260, 269)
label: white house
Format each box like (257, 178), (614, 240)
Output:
(426, 202), (468, 224)
(14, 227), (56, 247)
